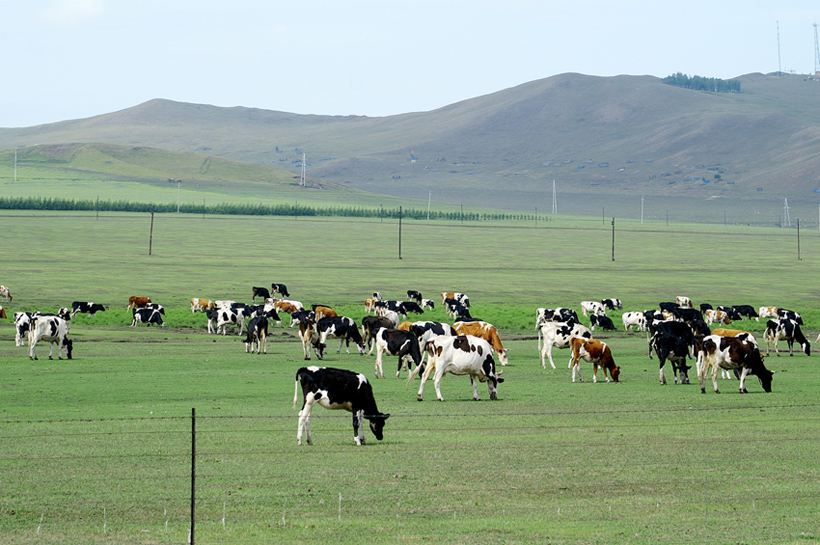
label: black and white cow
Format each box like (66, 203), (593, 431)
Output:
(621, 311), (647, 332)
(293, 366), (390, 446)
(14, 311), (33, 347)
(405, 321), (458, 370)
(406, 290), (422, 303)
(538, 321), (592, 369)
(650, 332), (691, 385)
(536, 307), (579, 327)
(215, 307), (247, 335)
(398, 301), (424, 315)
(763, 319), (811, 356)
(271, 283), (290, 298)
(131, 307), (165, 327)
(361, 315), (395, 355)
(581, 300), (606, 317)
(589, 314), (616, 331)
(732, 305), (759, 320)
(601, 298), (623, 311)
(415, 335), (503, 402)
(316, 316), (366, 357)
(289, 310), (315, 328)
(373, 328), (423, 379)
(421, 299), (435, 310)
(70, 301), (106, 317)
(716, 306), (741, 321)
(244, 315), (269, 354)
(252, 286), (271, 302)
(695, 335), (773, 394)
(777, 308), (803, 325)
(144, 303), (165, 315)
(29, 315), (73, 360)
(647, 320), (694, 359)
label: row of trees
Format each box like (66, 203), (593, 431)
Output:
(662, 72), (741, 93)
(0, 196), (551, 222)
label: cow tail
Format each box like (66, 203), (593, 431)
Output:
(293, 375), (300, 409)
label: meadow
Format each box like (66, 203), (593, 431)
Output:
(1, 210), (819, 544)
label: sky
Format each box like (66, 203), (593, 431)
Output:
(1, 1), (819, 128)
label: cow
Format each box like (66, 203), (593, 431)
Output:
(421, 299), (435, 310)
(581, 301), (606, 317)
(622, 311), (646, 332)
(415, 335), (503, 402)
(590, 314), (616, 331)
(757, 306), (779, 322)
(731, 305), (759, 320)
(289, 310), (315, 328)
(0, 305), (5, 319)
(364, 298), (379, 314)
(14, 312), (33, 347)
(712, 327), (756, 378)
(144, 303), (165, 315)
(716, 306), (742, 321)
(377, 309), (401, 328)
(70, 301), (106, 317)
(777, 308), (803, 325)
(601, 298), (622, 311)
(673, 308), (704, 323)
(215, 307), (247, 335)
(313, 305), (337, 321)
(252, 286), (271, 302)
(569, 337), (620, 383)
(0, 285), (11, 302)
(446, 302), (472, 321)
(191, 298), (215, 313)
(127, 296), (151, 310)
(28, 315), (73, 360)
(405, 321), (458, 369)
(205, 308), (220, 334)
(695, 335), (773, 394)
(536, 307), (579, 327)
(244, 315), (268, 354)
(361, 315), (394, 355)
(647, 320), (694, 359)
(406, 290), (422, 303)
(441, 292), (469, 307)
(704, 309), (732, 325)
(247, 303), (282, 325)
(131, 308), (165, 327)
(538, 321), (592, 369)
(373, 328), (423, 379)
(316, 316), (366, 357)
(650, 332), (691, 385)
(676, 296), (694, 309)
(293, 366), (389, 446)
(273, 299), (304, 315)
(271, 283), (290, 298)
(399, 301), (424, 315)
(298, 318), (322, 360)
(763, 319), (811, 356)
(375, 300), (406, 317)
(453, 320), (509, 366)
(699, 303), (713, 313)
(659, 302), (680, 314)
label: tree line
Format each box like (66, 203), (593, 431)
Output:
(0, 196), (550, 222)
(662, 72), (741, 93)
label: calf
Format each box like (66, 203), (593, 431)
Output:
(676, 296), (694, 309)
(590, 314), (616, 331)
(316, 316), (366, 357)
(538, 321), (592, 369)
(569, 337), (620, 383)
(252, 286), (271, 302)
(131, 308), (165, 327)
(293, 366), (390, 446)
(70, 301), (106, 317)
(757, 306), (779, 322)
(273, 299), (304, 315)
(399, 301), (424, 315)
(127, 296), (151, 309)
(271, 283), (290, 297)
(244, 315), (268, 354)
(28, 315), (73, 360)
(14, 312), (33, 347)
(695, 335), (773, 394)
(191, 298), (215, 313)
(406, 290), (422, 303)
(421, 299), (435, 310)
(373, 328), (423, 379)
(453, 320), (509, 366)
(0, 285), (11, 302)
(763, 319), (810, 356)
(416, 335), (503, 402)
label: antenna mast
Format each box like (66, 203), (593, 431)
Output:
(814, 23), (820, 75)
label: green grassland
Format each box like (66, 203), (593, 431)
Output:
(1, 211), (819, 544)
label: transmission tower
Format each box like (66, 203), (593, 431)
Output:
(814, 23), (820, 74)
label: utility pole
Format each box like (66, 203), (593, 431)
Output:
(611, 218), (615, 261)
(398, 206), (403, 260)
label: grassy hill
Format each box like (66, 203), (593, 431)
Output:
(2, 72), (820, 223)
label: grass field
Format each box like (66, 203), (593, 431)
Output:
(1, 211), (819, 544)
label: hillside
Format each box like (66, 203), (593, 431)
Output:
(2, 72), (820, 223)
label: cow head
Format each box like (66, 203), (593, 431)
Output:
(366, 413), (390, 441)
(64, 338), (73, 360)
(610, 365), (620, 382)
(480, 353), (503, 400)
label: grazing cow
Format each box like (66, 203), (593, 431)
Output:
(271, 283), (290, 298)
(406, 290), (422, 303)
(581, 301), (606, 317)
(298, 318), (322, 360)
(377, 309), (401, 328)
(421, 299), (435, 310)
(127, 296), (151, 309)
(704, 309), (732, 325)
(647, 320), (694, 358)
(290, 310), (315, 328)
(622, 311), (647, 332)
(205, 308), (220, 334)
(14, 312), (33, 347)
(569, 337), (619, 383)
(0, 305), (5, 319)
(536, 307), (579, 327)
(731, 305), (758, 320)
(399, 301), (424, 315)
(601, 298), (622, 311)
(538, 321), (592, 369)
(373, 328), (423, 379)
(191, 298), (215, 313)
(716, 306), (742, 321)
(650, 332), (691, 385)
(70, 301), (105, 317)
(244, 316), (268, 354)
(405, 321), (458, 369)
(757, 306), (779, 322)
(673, 308), (704, 323)
(441, 292), (469, 307)
(590, 314), (616, 331)
(695, 335), (773, 394)
(252, 286), (271, 302)
(0, 285), (11, 302)
(676, 296), (694, 309)
(446, 301), (472, 320)
(28, 316), (73, 360)
(453, 320), (509, 366)
(361, 315), (394, 355)
(316, 316), (366, 357)
(699, 303), (713, 313)
(131, 308), (165, 327)
(764, 319), (811, 356)
(777, 308), (803, 325)
(416, 335), (503, 402)
(294, 366), (390, 446)
(215, 307), (247, 335)
(273, 299), (304, 315)
(144, 303), (165, 315)
(313, 305), (337, 321)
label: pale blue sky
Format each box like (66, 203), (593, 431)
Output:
(1, 0), (818, 128)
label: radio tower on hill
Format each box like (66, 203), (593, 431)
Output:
(814, 23), (820, 75)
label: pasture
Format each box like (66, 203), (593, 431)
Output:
(1, 211), (819, 544)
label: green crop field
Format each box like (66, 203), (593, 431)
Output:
(1, 210), (819, 544)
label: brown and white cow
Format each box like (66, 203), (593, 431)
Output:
(453, 320), (509, 366)
(569, 337), (620, 383)
(0, 305), (6, 319)
(0, 285), (12, 302)
(128, 296), (152, 310)
(757, 306), (779, 322)
(704, 309), (732, 325)
(314, 306), (337, 321)
(441, 292), (469, 307)
(191, 298), (215, 313)
(298, 318), (322, 360)
(273, 299), (304, 315)
(695, 334), (773, 394)
(676, 296), (694, 309)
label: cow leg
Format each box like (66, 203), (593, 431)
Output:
(48, 341), (56, 360)
(297, 398), (316, 446)
(572, 360), (583, 383)
(353, 410), (365, 446)
(396, 354), (405, 379)
(261, 334), (266, 355)
(416, 357), (437, 401)
(374, 347), (384, 379)
(433, 367), (447, 402)
(738, 368), (750, 393)
(711, 363), (721, 394)
(540, 343), (554, 370)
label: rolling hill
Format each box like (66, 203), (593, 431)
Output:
(2, 72), (820, 223)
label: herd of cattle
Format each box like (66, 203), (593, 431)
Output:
(1, 282), (814, 446)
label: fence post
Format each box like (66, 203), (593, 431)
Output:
(149, 205), (155, 256)
(191, 407), (196, 545)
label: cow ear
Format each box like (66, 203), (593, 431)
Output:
(383, 413), (391, 420)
